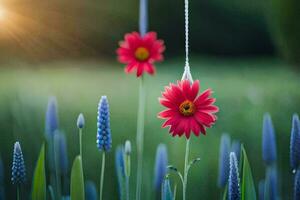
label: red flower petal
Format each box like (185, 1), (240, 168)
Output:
(159, 98), (177, 109)
(158, 109), (177, 118)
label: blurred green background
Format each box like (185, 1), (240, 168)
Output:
(0, 0), (299, 199)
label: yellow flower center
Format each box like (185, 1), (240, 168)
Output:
(179, 100), (196, 116)
(135, 47), (150, 61)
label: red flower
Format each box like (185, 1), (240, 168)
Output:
(158, 80), (219, 138)
(117, 32), (165, 77)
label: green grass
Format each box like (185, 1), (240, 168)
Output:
(0, 57), (299, 199)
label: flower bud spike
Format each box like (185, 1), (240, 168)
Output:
(154, 144), (168, 191)
(228, 152), (240, 200)
(96, 96), (112, 152)
(290, 114), (300, 170)
(11, 142), (26, 185)
(218, 134), (231, 188)
(45, 96), (59, 138)
(262, 113), (277, 165)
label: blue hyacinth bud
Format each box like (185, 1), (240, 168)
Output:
(218, 134), (231, 188)
(228, 152), (240, 200)
(265, 167), (278, 200)
(124, 140), (131, 155)
(161, 176), (173, 200)
(45, 97), (59, 137)
(124, 140), (131, 178)
(77, 113), (85, 129)
(11, 142), (26, 185)
(154, 144), (168, 191)
(96, 96), (112, 152)
(294, 169), (300, 200)
(258, 180), (265, 200)
(115, 146), (126, 199)
(54, 132), (69, 175)
(231, 140), (241, 163)
(262, 113), (277, 165)
(290, 114), (300, 170)
(85, 181), (97, 200)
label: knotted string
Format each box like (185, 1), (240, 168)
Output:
(182, 0), (193, 82)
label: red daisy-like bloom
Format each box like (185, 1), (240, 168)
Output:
(158, 80), (219, 139)
(117, 31), (165, 77)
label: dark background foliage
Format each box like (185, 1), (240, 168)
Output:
(0, 0), (298, 63)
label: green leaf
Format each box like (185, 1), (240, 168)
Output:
(32, 144), (46, 200)
(241, 145), (257, 200)
(71, 156), (85, 200)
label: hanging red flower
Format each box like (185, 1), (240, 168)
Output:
(117, 32), (165, 77)
(158, 80), (219, 138)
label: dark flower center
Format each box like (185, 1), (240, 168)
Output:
(179, 100), (196, 116)
(135, 47), (150, 61)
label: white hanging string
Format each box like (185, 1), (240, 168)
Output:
(185, 0), (189, 68)
(182, 0), (193, 82)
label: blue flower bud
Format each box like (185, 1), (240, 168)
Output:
(262, 113), (277, 165)
(265, 167), (278, 200)
(218, 133), (231, 188)
(45, 97), (59, 138)
(124, 140), (131, 155)
(231, 140), (241, 163)
(228, 152), (240, 200)
(11, 142), (26, 185)
(258, 180), (265, 200)
(115, 146), (126, 199)
(124, 140), (131, 178)
(154, 144), (168, 191)
(161, 176), (173, 200)
(294, 169), (300, 200)
(290, 114), (300, 170)
(96, 96), (112, 152)
(77, 113), (85, 129)
(54, 132), (69, 175)
(85, 181), (97, 200)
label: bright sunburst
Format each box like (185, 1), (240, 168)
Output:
(0, 5), (6, 22)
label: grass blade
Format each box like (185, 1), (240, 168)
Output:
(71, 156), (85, 200)
(32, 144), (46, 200)
(241, 145), (257, 200)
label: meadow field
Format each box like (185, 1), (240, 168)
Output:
(0, 57), (299, 199)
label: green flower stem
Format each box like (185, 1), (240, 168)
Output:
(125, 153), (131, 200)
(136, 77), (146, 200)
(173, 184), (177, 200)
(183, 139), (190, 200)
(100, 152), (106, 200)
(79, 128), (83, 159)
(126, 177), (130, 200)
(17, 185), (20, 200)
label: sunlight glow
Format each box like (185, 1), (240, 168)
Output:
(0, 6), (6, 22)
